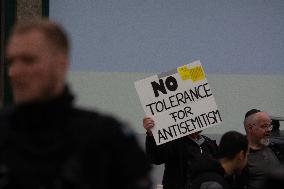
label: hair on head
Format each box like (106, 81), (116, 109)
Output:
(218, 131), (248, 159)
(10, 18), (69, 55)
(245, 109), (261, 119)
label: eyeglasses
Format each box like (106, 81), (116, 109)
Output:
(252, 123), (273, 130)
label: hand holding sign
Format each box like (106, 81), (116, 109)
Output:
(143, 117), (155, 136)
(135, 60), (222, 145)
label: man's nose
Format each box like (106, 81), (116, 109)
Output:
(266, 127), (272, 134)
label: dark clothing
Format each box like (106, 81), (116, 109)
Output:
(235, 144), (283, 189)
(269, 140), (284, 163)
(0, 87), (151, 189)
(146, 134), (218, 189)
(262, 165), (284, 189)
(188, 158), (231, 189)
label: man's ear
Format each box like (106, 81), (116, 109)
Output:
(56, 54), (69, 74)
(53, 54), (69, 83)
(247, 124), (254, 133)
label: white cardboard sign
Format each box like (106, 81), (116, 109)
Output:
(135, 60), (222, 145)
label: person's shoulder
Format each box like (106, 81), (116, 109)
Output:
(200, 181), (224, 189)
(201, 135), (216, 142)
(269, 141), (284, 162)
(201, 135), (218, 147)
(0, 106), (17, 144)
(69, 107), (121, 128)
(70, 106), (136, 141)
(0, 106), (16, 129)
(191, 172), (226, 189)
(68, 107), (152, 187)
(269, 140), (284, 148)
(0, 106), (15, 118)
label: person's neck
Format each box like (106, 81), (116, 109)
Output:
(246, 135), (264, 150)
(219, 158), (234, 175)
(15, 84), (66, 105)
(249, 138), (265, 150)
(188, 134), (201, 140)
(249, 143), (264, 150)
(41, 83), (65, 102)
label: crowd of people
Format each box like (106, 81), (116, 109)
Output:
(0, 18), (283, 189)
(143, 109), (284, 189)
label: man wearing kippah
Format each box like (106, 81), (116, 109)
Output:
(236, 109), (284, 189)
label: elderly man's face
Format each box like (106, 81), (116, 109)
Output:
(250, 112), (272, 146)
(6, 30), (66, 103)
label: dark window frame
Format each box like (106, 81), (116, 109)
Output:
(0, 0), (15, 107)
(0, 0), (49, 107)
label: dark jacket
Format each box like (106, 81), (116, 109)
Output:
(234, 144), (284, 189)
(269, 141), (284, 163)
(188, 158), (231, 189)
(0, 87), (151, 189)
(146, 134), (218, 189)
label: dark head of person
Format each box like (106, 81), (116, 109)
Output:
(218, 131), (249, 160)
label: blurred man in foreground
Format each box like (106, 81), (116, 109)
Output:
(0, 18), (151, 189)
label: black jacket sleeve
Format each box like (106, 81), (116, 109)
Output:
(145, 134), (165, 165)
(145, 134), (175, 165)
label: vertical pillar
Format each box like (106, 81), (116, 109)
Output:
(16, 0), (42, 22)
(0, 0), (49, 107)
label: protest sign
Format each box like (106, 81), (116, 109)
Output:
(135, 60), (222, 145)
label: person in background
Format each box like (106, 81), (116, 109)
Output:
(0, 18), (152, 189)
(143, 117), (218, 189)
(269, 115), (284, 164)
(188, 131), (249, 189)
(236, 109), (284, 189)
